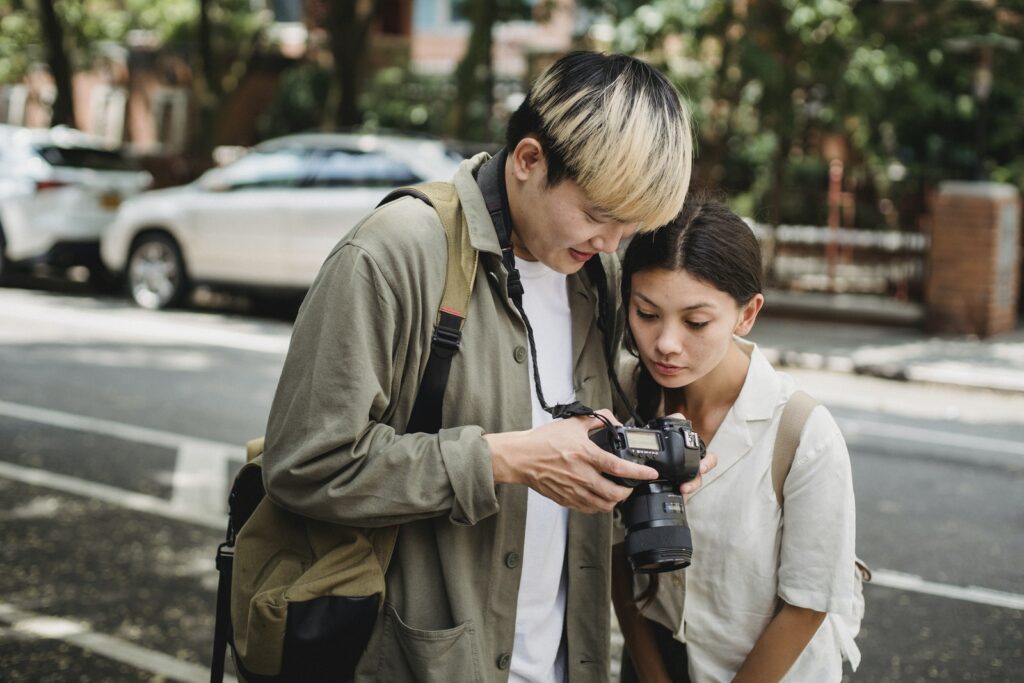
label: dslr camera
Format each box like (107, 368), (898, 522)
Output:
(590, 416), (706, 573)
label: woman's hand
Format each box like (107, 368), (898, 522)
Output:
(662, 412), (717, 495)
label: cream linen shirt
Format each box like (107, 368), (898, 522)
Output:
(623, 340), (858, 682)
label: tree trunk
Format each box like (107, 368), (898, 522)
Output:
(327, 0), (378, 130)
(450, 1), (498, 142)
(37, 0), (75, 127)
(198, 0), (219, 98)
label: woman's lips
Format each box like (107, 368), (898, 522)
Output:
(569, 248), (594, 262)
(653, 362), (684, 376)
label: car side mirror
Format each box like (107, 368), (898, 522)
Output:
(199, 170), (230, 193)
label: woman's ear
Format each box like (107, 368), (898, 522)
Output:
(734, 293), (764, 336)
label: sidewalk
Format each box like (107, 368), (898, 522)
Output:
(750, 292), (1024, 394)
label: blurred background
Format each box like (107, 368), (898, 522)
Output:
(0, 1), (1022, 682)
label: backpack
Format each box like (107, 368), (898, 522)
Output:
(772, 390), (871, 671)
(210, 182), (479, 683)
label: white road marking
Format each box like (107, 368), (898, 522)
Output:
(0, 294), (289, 354)
(0, 399), (244, 460)
(870, 569), (1024, 611)
(172, 441), (232, 512)
(838, 416), (1024, 458)
(0, 461), (224, 530)
(0, 601), (236, 683)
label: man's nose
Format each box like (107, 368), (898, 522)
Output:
(590, 223), (626, 254)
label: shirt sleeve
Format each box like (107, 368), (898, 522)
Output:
(261, 238), (500, 529)
(776, 406), (857, 616)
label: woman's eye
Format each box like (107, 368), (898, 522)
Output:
(635, 309), (657, 320)
(686, 321), (710, 330)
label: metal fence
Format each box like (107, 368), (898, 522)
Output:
(751, 222), (929, 302)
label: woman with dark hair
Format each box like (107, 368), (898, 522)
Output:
(611, 199), (861, 682)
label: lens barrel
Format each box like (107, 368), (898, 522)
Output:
(621, 482), (693, 573)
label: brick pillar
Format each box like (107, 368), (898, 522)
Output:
(926, 182), (1021, 336)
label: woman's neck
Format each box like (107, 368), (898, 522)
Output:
(663, 340), (751, 442)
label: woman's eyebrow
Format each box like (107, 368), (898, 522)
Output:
(635, 292), (713, 311)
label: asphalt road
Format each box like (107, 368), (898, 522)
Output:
(0, 283), (1021, 682)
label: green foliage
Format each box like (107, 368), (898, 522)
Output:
(0, 0), (199, 81)
(359, 67), (456, 138)
(256, 62), (332, 139)
(609, 0), (1024, 228)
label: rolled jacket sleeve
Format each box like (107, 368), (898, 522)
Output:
(262, 237), (500, 528)
(776, 407), (857, 616)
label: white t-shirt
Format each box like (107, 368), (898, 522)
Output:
(627, 340), (858, 682)
(509, 256), (574, 683)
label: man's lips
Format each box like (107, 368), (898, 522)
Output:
(569, 248), (595, 262)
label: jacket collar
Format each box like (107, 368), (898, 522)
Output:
(453, 152), (504, 257)
(689, 339), (780, 496)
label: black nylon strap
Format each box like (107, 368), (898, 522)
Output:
(210, 540), (233, 682)
(374, 188), (466, 435)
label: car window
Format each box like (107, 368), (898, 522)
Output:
(309, 149), (420, 188)
(34, 145), (138, 171)
(217, 149), (310, 190)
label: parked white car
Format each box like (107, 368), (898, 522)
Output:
(101, 133), (463, 309)
(0, 125), (152, 282)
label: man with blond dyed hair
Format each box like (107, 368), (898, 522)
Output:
(263, 52), (699, 682)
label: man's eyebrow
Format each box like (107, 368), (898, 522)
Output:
(635, 292), (713, 311)
(585, 203), (617, 220)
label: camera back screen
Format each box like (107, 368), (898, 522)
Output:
(625, 430), (661, 451)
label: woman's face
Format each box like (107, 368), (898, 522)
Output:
(628, 267), (760, 389)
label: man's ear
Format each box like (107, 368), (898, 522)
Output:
(510, 137), (546, 183)
(734, 293), (764, 337)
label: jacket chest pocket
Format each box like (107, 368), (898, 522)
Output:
(377, 604), (484, 683)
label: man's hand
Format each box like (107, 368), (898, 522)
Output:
(486, 410), (658, 513)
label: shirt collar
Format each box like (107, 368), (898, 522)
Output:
(689, 338), (780, 496)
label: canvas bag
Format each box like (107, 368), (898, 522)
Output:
(772, 390), (871, 671)
(210, 181), (479, 683)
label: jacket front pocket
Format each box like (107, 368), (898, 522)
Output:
(377, 604), (483, 683)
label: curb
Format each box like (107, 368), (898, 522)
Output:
(761, 347), (1024, 395)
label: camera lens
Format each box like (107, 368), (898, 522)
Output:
(621, 482), (693, 573)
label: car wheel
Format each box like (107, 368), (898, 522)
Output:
(127, 233), (189, 309)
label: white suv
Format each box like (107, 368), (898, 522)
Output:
(101, 133), (462, 309)
(0, 125), (152, 282)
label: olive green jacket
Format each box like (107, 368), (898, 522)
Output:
(262, 153), (621, 682)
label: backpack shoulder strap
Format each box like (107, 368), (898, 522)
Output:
(771, 390), (819, 507)
(378, 182), (479, 434)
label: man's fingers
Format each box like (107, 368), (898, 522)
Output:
(593, 449), (658, 481)
(576, 408), (621, 432)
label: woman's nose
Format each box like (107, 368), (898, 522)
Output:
(655, 328), (683, 356)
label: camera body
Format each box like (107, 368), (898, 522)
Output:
(591, 416), (706, 573)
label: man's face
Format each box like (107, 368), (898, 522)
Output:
(506, 140), (640, 274)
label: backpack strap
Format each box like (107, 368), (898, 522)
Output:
(771, 390), (819, 507)
(377, 182), (479, 434)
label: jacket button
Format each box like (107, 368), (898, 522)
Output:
(513, 346), (527, 363)
(504, 551), (520, 569)
(497, 652), (512, 670)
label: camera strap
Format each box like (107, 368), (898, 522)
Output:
(477, 149), (626, 428)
